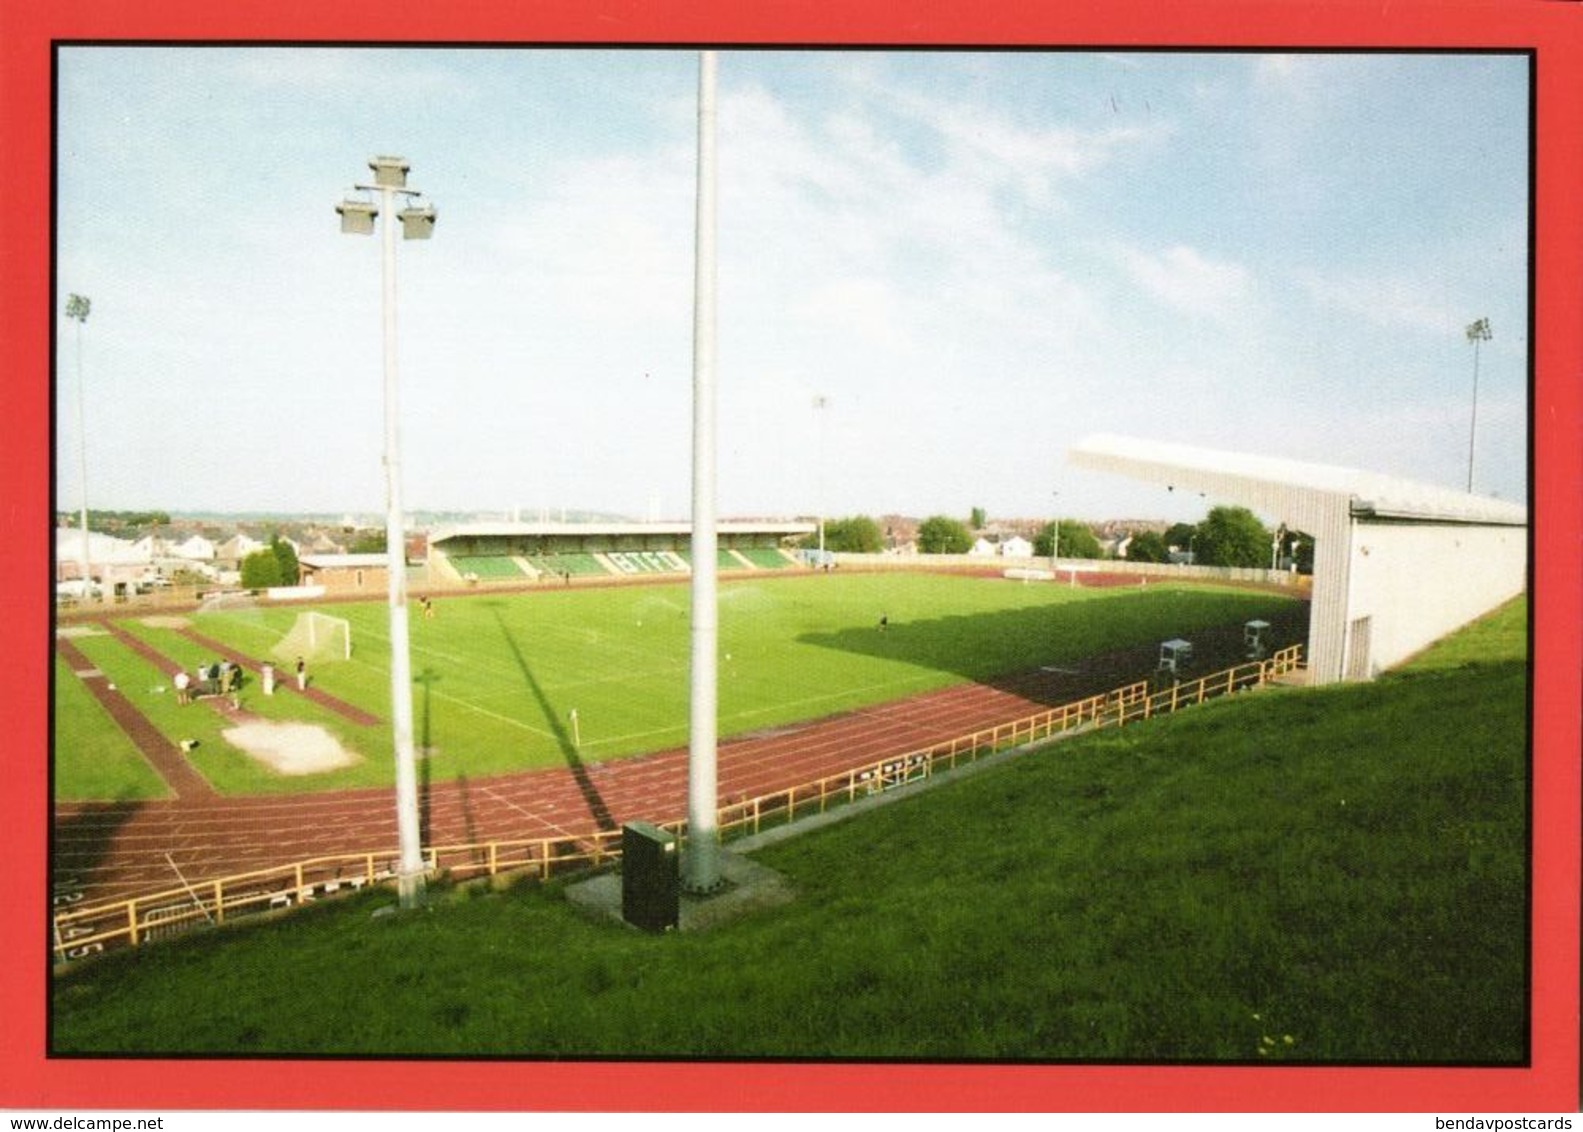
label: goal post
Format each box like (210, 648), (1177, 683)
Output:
(272, 611), (352, 663)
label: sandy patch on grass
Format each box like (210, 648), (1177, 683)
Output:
(222, 721), (360, 775)
(140, 615), (192, 629)
(55, 624), (107, 639)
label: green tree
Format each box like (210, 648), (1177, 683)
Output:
(1035, 519), (1101, 559)
(1126, 530), (1170, 563)
(917, 515), (972, 554)
(1195, 505), (1270, 568)
(240, 548), (284, 589)
(348, 531), (386, 554)
(1060, 520), (1102, 559)
(970, 506), (987, 530)
(821, 515), (883, 554)
(270, 535), (300, 586)
(1280, 529), (1316, 574)
(1163, 522), (1198, 555)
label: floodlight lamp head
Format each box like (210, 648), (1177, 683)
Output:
(1465, 317), (1492, 343)
(65, 293), (91, 323)
(336, 198), (379, 236)
(370, 155), (410, 189)
(398, 203), (437, 240)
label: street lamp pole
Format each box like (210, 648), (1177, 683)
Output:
(1465, 318), (1491, 494)
(65, 294), (92, 599)
(338, 156), (436, 910)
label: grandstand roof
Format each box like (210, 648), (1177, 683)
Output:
(1069, 433), (1527, 527)
(429, 519), (816, 544)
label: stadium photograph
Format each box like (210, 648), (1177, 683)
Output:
(20, 10), (1580, 1119)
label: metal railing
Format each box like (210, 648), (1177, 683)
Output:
(53, 644), (1303, 963)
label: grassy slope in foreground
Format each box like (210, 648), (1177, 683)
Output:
(50, 598), (1526, 1062)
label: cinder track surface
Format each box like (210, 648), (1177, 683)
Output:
(53, 592), (1307, 912)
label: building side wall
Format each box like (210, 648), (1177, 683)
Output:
(1344, 520), (1527, 677)
(1303, 498), (1356, 686)
(303, 565), (389, 594)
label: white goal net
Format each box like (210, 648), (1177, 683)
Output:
(272, 611), (352, 663)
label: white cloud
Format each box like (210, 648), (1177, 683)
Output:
(871, 79), (1159, 212)
(1117, 244), (1252, 319)
(1297, 269), (1453, 335)
(230, 47), (471, 99)
(794, 278), (905, 352)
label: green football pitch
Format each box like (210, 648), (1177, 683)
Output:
(54, 572), (1301, 800)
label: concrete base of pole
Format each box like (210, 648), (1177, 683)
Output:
(567, 851), (791, 934)
(681, 874), (728, 897)
(682, 834), (725, 896)
(396, 870), (427, 909)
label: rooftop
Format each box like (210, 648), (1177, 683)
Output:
(1069, 434), (1528, 527)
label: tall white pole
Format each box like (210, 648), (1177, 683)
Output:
(380, 180), (425, 909)
(685, 49), (722, 894)
(814, 395), (828, 560)
(68, 299), (92, 596)
(1465, 318), (1490, 494)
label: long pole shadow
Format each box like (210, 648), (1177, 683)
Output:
(416, 666), (439, 845)
(491, 611), (618, 833)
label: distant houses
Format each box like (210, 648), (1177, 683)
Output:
(54, 520), (355, 598)
(968, 534), (1035, 558)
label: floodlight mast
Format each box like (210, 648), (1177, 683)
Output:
(64, 294), (92, 600)
(813, 395), (829, 560)
(1049, 491), (1060, 570)
(685, 50), (723, 895)
(337, 156), (436, 910)
(1465, 317), (1491, 494)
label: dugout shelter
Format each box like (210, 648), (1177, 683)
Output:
(1069, 433), (1528, 685)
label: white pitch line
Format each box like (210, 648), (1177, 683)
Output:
(422, 686), (560, 739)
(164, 852), (215, 924)
(478, 784), (582, 839)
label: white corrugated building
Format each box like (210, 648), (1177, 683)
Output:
(1069, 434), (1527, 685)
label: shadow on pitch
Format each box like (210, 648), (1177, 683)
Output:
(796, 591), (1312, 710)
(490, 611), (617, 833)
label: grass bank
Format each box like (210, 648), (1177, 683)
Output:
(51, 598), (1525, 1062)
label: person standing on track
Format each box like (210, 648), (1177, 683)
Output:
(296, 656), (307, 691)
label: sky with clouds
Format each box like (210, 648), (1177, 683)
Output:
(54, 47), (1529, 524)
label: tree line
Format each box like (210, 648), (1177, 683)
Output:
(806, 507), (1313, 571)
(54, 509), (172, 535)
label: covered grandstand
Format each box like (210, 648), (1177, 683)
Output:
(427, 520), (816, 585)
(1069, 433), (1528, 685)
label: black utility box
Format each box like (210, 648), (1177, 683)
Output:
(621, 821), (679, 932)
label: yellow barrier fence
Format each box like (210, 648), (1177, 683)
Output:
(53, 644), (1302, 963)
